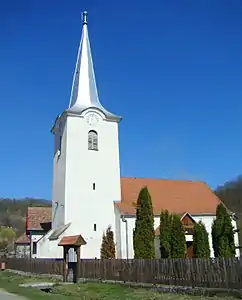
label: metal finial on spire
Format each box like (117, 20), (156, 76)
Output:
(67, 9), (121, 121)
(82, 11), (88, 25)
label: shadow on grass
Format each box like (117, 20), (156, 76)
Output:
(0, 271), (237, 300)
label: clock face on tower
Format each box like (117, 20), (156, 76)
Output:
(85, 112), (100, 125)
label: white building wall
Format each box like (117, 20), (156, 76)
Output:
(51, 118), (67, 229)
(36, 230), (63, 259)
(116, 213), (240, 259)
(119, 216), (133, 259)
(192, 215), (216, 257)
(48, 109), (121, 259)
(118, 215), (160, 259)
(193, 215), (240, 258)
(30, 234), (42, 259)
(15, 244), (30, 258)
(232, 219), (240, 257)
(114, 206), (122, 258)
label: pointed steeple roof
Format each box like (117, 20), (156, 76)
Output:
(67, 11), (121, 121)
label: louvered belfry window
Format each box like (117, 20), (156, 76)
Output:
(88, 130), (98, 151)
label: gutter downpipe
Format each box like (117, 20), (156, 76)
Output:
(121, 216), (128, 259)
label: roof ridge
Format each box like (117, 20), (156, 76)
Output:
(121, 176), (206, 184)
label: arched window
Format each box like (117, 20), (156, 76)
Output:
(88, 130), (98, 151)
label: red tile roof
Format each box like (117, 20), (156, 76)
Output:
(26, 178), (221, 231)
(15, 233), (30, 244)
(115, 177), (221, 215)
(26, 207), (52, 231)
(58, 235), (86, 246)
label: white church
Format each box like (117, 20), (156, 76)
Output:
(16, 12), (240, 259)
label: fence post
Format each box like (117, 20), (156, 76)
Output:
(4, 257), (242, 289)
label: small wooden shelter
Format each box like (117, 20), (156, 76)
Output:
(58, 234), (86, 282)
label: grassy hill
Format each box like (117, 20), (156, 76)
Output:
(0, 198), (51, 237)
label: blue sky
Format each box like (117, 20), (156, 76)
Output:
(1, 0), (242, 199)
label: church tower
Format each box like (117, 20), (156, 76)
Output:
(51, 12), (121, 258)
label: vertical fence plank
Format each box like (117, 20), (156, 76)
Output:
(6, 257), (242, 289)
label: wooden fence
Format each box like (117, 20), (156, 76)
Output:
(5, 257), (242, 289)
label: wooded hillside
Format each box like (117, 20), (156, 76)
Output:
(215, 176), (242, 248)
(0, 198), (51, 237)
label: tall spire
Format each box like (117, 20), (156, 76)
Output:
(67, 11), (120, 121)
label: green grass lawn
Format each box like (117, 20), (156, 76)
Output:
(0, 271), (236, 300)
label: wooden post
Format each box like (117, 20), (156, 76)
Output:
(76, 246), (80, 282)
(58, 234), (86, 283)
(29, 232), (32, 272)
(63, 246), (68, 282)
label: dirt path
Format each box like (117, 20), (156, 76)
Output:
(0, 289), (27, 300)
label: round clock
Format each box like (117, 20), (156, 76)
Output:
(86, 113), (99, 125)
